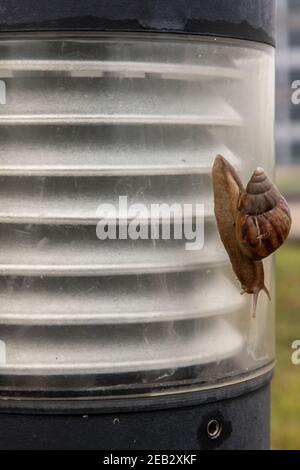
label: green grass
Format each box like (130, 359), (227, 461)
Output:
(271, 243), (300, 449)
(276, 166), (300, 196)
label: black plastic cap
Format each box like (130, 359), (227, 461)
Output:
(0, 0), (275, 46)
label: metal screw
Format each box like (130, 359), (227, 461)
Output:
(206, 418), (223, 440)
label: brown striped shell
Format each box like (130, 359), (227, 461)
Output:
(235, 167), (292, 261)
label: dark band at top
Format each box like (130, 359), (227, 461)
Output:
(0, 0), (275, 47)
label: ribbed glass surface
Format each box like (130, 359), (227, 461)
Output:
(0, 35), (274, 398)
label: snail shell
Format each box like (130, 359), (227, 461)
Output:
(236, 167), (291, 261)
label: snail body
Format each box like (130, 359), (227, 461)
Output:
(212, 155), (291, 316)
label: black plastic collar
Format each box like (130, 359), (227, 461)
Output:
(0, 0), (275, 46)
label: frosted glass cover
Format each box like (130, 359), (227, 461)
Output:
(0, 35), (274, 398)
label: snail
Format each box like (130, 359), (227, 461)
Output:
(212, 155), (291, 317)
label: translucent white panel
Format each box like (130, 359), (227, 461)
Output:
(0, 38), (241, 76)
(0, 35), (274, 398)
(0, 127), (239, 176)
(0, 78), (242, 126)
(0, 318), (243, 374)
(0, 271), (245, 325)
(0, 175), (214, 224)
(0, 224), (226, 276)
(0, 60), (242, 80)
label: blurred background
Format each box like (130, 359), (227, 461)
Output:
(272, 0), (300, 450)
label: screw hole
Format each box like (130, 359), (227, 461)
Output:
(207, 418), (222, 440)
